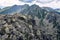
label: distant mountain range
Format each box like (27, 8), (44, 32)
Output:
(55, 9), (60, 13)
(0, 4), (29, 14)
(0, 4), (60, 15)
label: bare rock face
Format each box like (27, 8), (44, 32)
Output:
(0, 13), (59, 40)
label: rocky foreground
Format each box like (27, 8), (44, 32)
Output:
(0, 13), (59, 40)
(0, 14), (39, 40)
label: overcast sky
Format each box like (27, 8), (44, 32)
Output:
(0, 0), (60, 9)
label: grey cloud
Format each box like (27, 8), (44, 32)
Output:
(19, 0), (35, 3)
(19, 0), (60, 4)
(36, 0), (54, 4)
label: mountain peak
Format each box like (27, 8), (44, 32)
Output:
(31, 4), (39, 7)
(23, 4), (29, 6)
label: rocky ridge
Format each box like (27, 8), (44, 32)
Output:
(0, 13), (59, 40)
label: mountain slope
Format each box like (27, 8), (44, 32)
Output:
(0, 13), (59, 40)
(0, 4), (29, 14)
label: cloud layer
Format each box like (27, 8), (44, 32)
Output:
(36, 0), (54, 3)
(19, 0), (56, 3)
(0, 0), (25, 7)
(19, 0), (34, 3)
(0, 0), (60, 8)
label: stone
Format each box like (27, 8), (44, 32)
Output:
(5, 27), (10, 33)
